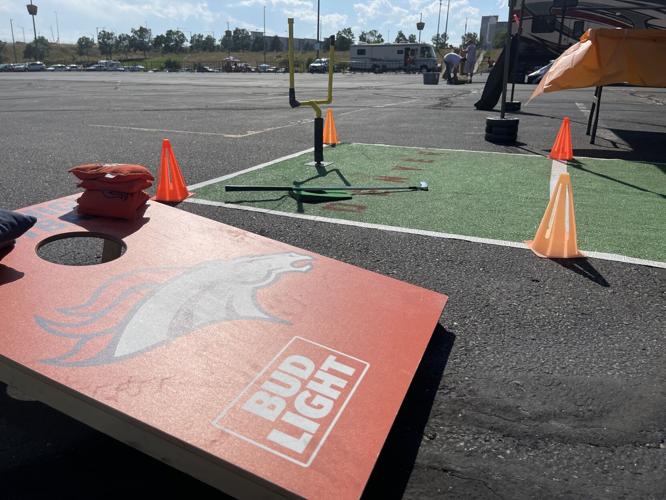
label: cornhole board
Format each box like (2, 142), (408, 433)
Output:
(0, 195), (447, 499)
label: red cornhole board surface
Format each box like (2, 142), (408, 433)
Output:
(0, 196), (447, 499)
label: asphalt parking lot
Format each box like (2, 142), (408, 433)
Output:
(1, 72), (665, 499)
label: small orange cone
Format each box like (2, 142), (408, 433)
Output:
(548, 117), (573, 161)
(154, 139), (192, 203)
(526, 172), (582, 259)
(323, 108), (339, 146)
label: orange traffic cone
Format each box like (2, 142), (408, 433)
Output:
(154, 139), (192, 203)
(526, 172), (582, 259)
(323, 108), (339, 146)
(548, 117), (573, 161)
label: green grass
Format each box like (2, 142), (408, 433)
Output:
(194, 144), (666, 262)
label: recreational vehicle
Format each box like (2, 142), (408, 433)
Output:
(512, 0), (666, 77)
(349, 43), (438, 73)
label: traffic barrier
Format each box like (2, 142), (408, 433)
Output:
(549, 117), (574, 161)
(154, 139), (192, 203)
(526, 172), (582, 258)
(323, 108), (339, 146)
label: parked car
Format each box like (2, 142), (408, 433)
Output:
(66, 64), (82, 71)
(0, 64), (13, 72)
(126, 65), (145, 72)
(526, 61), (554, 84)
(26, 61), (46, 71)
(309, 58), (329, 73)
(257, 63), (270, 73)
(86, 64), (104, 71)
(46, 64), (67, 72)
(11, 63), (27, 71)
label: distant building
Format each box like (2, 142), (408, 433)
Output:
(480, 15), (498, 49)
(250, 31), (318, 51)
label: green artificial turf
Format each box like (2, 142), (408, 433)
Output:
(195, 144), (666, 262)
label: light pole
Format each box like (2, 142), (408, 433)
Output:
(9, 19), (18, 62)
(316, 0), (321, 58)
(443, 0), (451, 49)
(26, 1), (38, 42)
(54, 11), (59, 44)
(417, 13), (424, 43)
(436, 0), (442, 50)
(263, 5), (266, 64)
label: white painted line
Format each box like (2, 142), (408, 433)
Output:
(89, 124), (230, 137)
(88, 98), (417, 140)
(184, 197), (530, 249)
(550, 160), (568, 196)
(89, 120), (314, 138)
(187, 147), (314, 190)
(574, 102), (623, 144)
(183, 197), (666, 269)
(352, 141), (643, 162)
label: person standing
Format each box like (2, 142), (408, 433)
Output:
(464, 42), (477, 82)
(442, 51), (462, 84)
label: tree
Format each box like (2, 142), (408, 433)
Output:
(408, 34), (417, 43)
(130, 26), (151, 56)
(336, 27), (354, 51)
(76, 36), (95, 57)
(114, 33), (131, 57)
(359, 30), (383, 44)
(98, 30), (115, 58)
(163, 30), (186, 53)
(492, 29), (507, 49)
(190, 33), (204, 52)
(0, 41), (5, 63)
(394, 30), (408, 43)
(202, 35), (217, 52)
(220, 30), (233, 53)
(24, 36), (50, 60)
(431, 33), (448, 49)
(269, 35), (282, 52)
(232, 28), (251, 51)
(152, 34), (166, 51)
(251, 35), (264, 52)
(163, 58), (181, 71)
(461, 32), (479, 46)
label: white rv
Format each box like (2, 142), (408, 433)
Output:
(349, 43), (438, 73)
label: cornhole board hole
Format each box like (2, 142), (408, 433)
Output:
(0, 196), (447, 499)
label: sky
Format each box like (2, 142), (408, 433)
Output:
(0, 0), (508, 46)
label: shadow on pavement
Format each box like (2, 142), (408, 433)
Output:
(568, 159), (665, 199)
(362, 324), (455, 499)
(575, 129), (666, 164)
(552, 257), (610, 287)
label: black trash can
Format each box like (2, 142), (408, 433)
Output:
(423, 72), (440, 85)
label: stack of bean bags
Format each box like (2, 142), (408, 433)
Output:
(70, 163), (154, 220)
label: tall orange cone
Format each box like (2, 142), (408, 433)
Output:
(323, 108), (340, 146)
(526, 172), (582, 259)
(154, 139), (192, 202)
(548, 117), (573, 161)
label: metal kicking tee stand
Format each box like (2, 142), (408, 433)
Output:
(288, 17), (335, 168)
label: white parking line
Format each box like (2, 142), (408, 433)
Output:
(188, 147), (314, 190)
(88, 98), (420, 139)
(575, 102), (623, 144)
(182, 198), (666, 269)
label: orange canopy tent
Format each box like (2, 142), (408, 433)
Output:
(531, 28), (666, 99)
(530, 28), (666, 143)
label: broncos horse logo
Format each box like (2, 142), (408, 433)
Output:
(36, 252), (313, 366)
